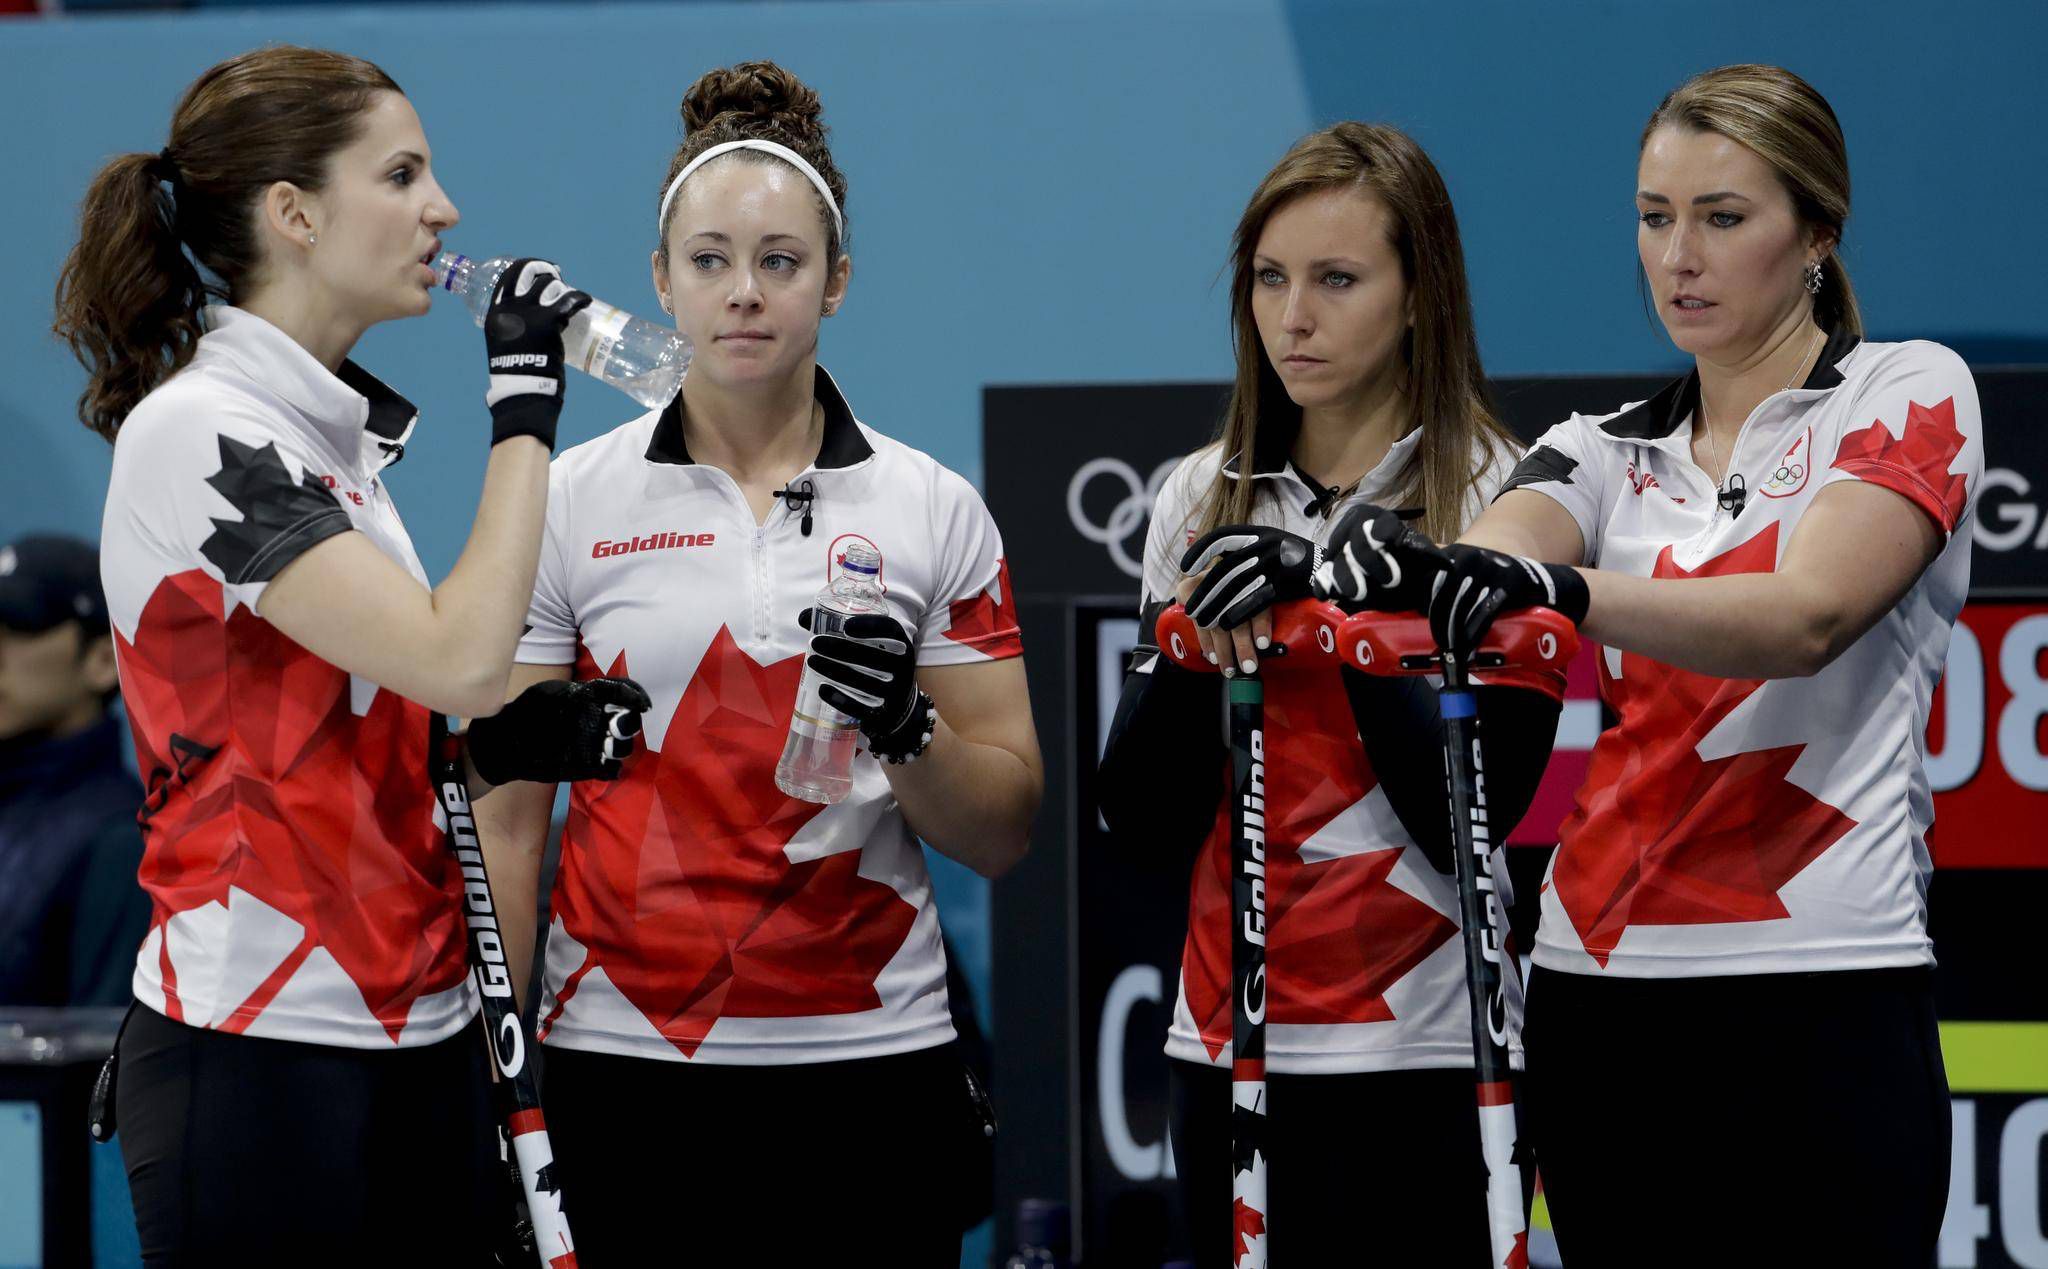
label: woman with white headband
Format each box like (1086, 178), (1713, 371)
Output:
(475, 60), (1042, 1264)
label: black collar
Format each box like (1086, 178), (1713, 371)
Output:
(335, 360), (418, 466)
(1599, 326), (1862, 442)
(645, 365), (874, 469)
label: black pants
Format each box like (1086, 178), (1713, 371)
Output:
(116, 1004), (508, 1266)
(1170, 1060), (1513, 1267)
(1522, 965), (1950, 1269)
(544, 1040), (974, 1267)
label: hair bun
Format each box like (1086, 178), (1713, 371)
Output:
(681, 61), (825, 147)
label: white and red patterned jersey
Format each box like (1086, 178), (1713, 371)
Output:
(1139, 429), (1529, 1074)
(519, 366), (1020, 1065)
(1506, 331), (1983, 977)
(101, 307), (473, 1049)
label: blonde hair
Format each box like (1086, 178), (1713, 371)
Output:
(1643, 64), (1861, 337)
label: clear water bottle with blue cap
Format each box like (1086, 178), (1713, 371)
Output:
(432, 252), (690, 409)
(775, 541), (889, 805)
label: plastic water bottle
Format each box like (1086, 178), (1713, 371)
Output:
(775, 542), (889, 804)
(432, 253), (691, 409)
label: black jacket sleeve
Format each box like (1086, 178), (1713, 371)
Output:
(1339, 669), (1562, 873)
(1096, 601), (1226, 857)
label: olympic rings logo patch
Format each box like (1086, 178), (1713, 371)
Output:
(1760, 427), (1813, 499)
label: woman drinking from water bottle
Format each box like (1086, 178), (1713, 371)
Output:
(473, 60), (1042, 1266)
(55, 45), (646, 1262)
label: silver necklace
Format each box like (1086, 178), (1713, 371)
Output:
(1697, 326), (1825, 490)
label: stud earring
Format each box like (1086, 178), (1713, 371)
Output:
(1803, 259), (1823, 295)
(307, 233), (317, 246)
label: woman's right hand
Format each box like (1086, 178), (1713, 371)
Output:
(483, 258), (592, 452)
(1177, 525), (1317, 677)
(1313, 502), (1448, 614)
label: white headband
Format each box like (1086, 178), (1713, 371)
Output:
(656, 139), (844, 245)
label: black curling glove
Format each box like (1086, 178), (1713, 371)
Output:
(1313, 502), (1447, 614)
(1429, 544), (1589, 654)
(799, 608), (928, 747)
(1179, 525), (1319, 629)
(483, 258), (592, 452)
(466, 676), (651, 785)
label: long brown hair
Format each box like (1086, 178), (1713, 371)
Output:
(52, 46), (402, 442)
(1642, 64), (1861, 338)
(656, 61), (848, 269)
(1194, 122), (1513, 545)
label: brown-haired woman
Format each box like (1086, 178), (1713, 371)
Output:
(1331, 65), (1980, 1265)
(1098, 122), (1563, 1264)
(473, 61), (1041, 1265)
(57, 45), (645, 1260)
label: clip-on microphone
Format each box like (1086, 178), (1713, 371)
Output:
(1717, 472), (1747, 518)
(774, 477), (816, 537)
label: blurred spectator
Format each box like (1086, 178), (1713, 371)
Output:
(0, 534), (148, 1006)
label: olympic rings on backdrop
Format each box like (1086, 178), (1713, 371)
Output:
(1067, 457), (1182, 579)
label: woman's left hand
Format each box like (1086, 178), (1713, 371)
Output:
(1179, 525), (1319, 630)
(801, 608), (926, 743)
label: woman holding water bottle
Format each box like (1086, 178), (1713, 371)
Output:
(474, 60), (1042, 1265)
(53, 46), (646, 1261)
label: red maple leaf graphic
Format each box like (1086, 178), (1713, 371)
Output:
(115, 569), (465, 1041)
(1829, 396), (1969, 533)
(1232, 1197), (1267, 1264)
(1505, 1230), (1529, 1269)
(1551, 523), (1857, 965)
(941, 556), (1022, 658)
(1183, 670), (1457, 1057)
(546, 627), (920, 1057)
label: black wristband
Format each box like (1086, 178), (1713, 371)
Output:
(868, 690), (937, 765)
(1547, 562), (1591, 626)
(489, 402), (560, 452)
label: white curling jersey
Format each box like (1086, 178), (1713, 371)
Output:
(101, 307), (473, 1049)
(1139, 429), (1547, 1074)
(1506, 331), (1983, 977)
(521, 366), (1020, 1064)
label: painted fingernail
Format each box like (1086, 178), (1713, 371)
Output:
(1205, 651), (1218, 664)
(1255, 636), (1271, 650)
(1221, 666), (1236, 678)
(1241, 659), (1257, 675)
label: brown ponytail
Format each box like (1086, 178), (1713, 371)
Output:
(53, 152), (208, 443)
(53, 46), (401, 442)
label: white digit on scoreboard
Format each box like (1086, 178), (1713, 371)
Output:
(1997, 615), (2048, 793)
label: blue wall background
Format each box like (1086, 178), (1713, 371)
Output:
(2, 2), (2042, 1261)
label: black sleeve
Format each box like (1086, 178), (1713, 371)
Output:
(1096, 601), (1226, 858)
(1339, 669), (1561, 872)
(197, 434), (354, 586)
